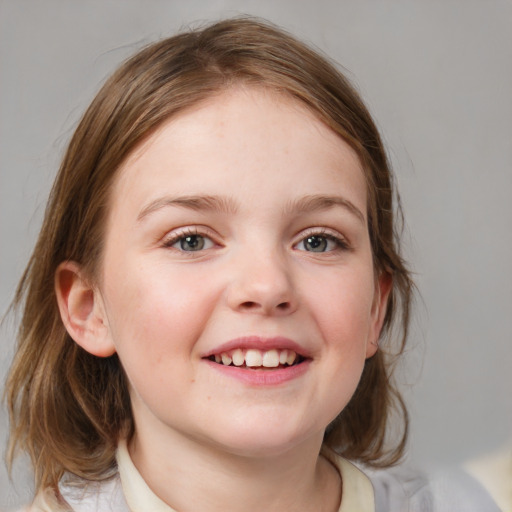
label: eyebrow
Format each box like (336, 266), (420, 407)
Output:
(137, 195), (238, 221)
(137, 193), (365, 224)
(285, 194), (366, 224)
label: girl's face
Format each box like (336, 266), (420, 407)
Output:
(94, 87), (389, 457)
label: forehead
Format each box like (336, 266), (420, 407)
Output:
(109, 86), (367, 216)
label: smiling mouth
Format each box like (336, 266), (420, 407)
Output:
(206, 348), (306, 370)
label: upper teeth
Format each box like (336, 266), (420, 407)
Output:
(213, 349), (298, 368)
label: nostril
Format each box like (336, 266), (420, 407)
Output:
(239, 301), (290, 311)
(240, 301), (258, 309)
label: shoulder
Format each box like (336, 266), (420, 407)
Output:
(322, 447), (432, 512)
(59, 474), (129, 512)
(21, 474), (129, 512)
(427, 466), (503, 512)
(366, 464), (502, 512)
(465, 446), (512, 511)
(18, 488), (72, 512)
(365, 465), (431, 512)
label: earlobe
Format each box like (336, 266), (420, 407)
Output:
(55, 261), (116, 357)
(366, 271), (392, 358)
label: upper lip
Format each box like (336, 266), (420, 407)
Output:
(202, 336), (311, 358)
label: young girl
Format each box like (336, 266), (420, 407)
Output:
(6, 17), (417, 511)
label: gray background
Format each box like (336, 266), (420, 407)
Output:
(1, 0), (511, 508)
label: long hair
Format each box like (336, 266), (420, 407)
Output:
(6, 17), (414, 492)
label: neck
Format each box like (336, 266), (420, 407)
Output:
(128, 421), (341, 512)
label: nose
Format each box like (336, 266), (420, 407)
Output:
(226, 250), (298, 316)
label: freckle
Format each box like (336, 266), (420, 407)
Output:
(191, 379), (195, 383)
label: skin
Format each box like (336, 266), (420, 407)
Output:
(56, 86), (390, 511)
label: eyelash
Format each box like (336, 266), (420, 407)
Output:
(161, 227), (217, 250)
(294, 228), (351, 253)
(160, 227), (350, 254)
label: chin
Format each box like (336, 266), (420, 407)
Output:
(203, 417), (321, 459)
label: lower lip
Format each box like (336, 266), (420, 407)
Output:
(205, 359), (311, 386)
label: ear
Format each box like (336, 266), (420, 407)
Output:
(366, 271), (392, 358)
(55, 261), (116, 357)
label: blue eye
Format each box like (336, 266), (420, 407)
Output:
(176, 234), (206, 251)
(296, 233), (346, 253)
(304, 235), (328, 252)
(165, 232), (215, 252)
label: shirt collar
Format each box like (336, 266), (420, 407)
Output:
(116, 440), (375, 512)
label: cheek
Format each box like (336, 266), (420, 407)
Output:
(101, 260), (219, 367)
(312, 267), (376, 348)
(314, 271), (376, 415)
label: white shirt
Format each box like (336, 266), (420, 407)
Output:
(28, 440), (375, 511)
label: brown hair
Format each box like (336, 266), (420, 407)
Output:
(5, 17), (414, 492)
